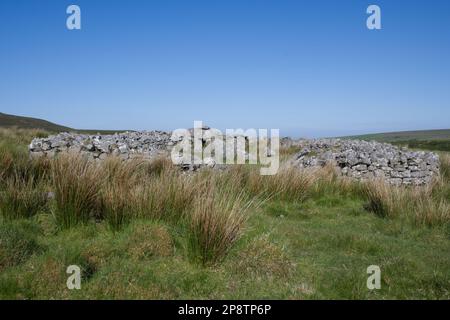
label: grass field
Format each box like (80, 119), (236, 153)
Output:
(1, 128), (450, 299)
(343, 129), (450, 152)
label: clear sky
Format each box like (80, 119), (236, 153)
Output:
(1, 0), (449, 137)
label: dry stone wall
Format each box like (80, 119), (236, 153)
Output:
(289, 139), (440, 186)
(29, 132), (440, 185)
(29, 131), (173, 161)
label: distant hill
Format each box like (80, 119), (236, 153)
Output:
(343, 129), (450, 142)
(0, 112), (73, 132)
(0, 112), (128, 135)
(342, 129), (450, 152)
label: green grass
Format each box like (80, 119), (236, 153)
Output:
(341, 129), (450, 152)
(1, 127), (450, 299)
(1, 196), (449, 299)
(342, 129), (450, 142)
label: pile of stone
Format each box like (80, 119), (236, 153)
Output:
(29, 131), (172, 161)
(290, 139), (440, 185)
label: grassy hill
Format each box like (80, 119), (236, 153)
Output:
(0, 112), (73, 132)
(342, 129), (450, 152)
(0, 112), (127, 135)
(343, 129), (450, 142)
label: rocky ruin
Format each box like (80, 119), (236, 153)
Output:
(29, 131), (173, 161)
(29, 132), (440, 185)
(289, 138), (440, 186)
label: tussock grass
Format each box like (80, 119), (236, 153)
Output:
(0, 175), (47, 220)
(438, 152), (450, 182)
(188, 180), (257, 265)
(361, 179), (406, 218)
(100, 184), (133, 231)
(51, 154), (102, 228)
(361, 177), (450, 227)
(247, 166), (314, 202)
(414, 198), (450, 227)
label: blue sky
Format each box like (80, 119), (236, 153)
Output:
(1, 0), (449, 137)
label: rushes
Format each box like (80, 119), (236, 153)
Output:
(51, 154), (102, 228)
(361, 180), (405, 218)
(0, 175), (47, 220)
(248, 166), (314, 202)
(100, 184), (133, 231)
(414, 198), (450, 227)
(361, 178), (450, 226)
(188, 182), (256, 265)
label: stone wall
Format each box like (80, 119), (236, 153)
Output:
(29, 132), (441, 185)
(29, 131), (173, 161)
(290, 139), (440, 185)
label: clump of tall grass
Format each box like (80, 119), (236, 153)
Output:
(0, 142), (51, 185)
(51, 154), (102, 228)
(142, 155), (175, 176)
(0, 142), (28, 182)
(438, 152), (450, 182)
(0, 127), (48, 181)
(361, 179), (408, 218)
(188, 180), (258, 265)
(100, 184), (134, 231)
(254, 166), (314, 202)
(0, 175), (48, 220)
(98, 158), (145, 229)
(413, 198), (450, 227)
(98, 156), (196, 225)
(138, 170), (197, 222)
(221, 165), (314, 202)
(307, 163), (363, 198)
(361, 177), (450, 226)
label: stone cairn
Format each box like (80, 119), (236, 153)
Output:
(29, 133), (440, 185)
(287, 138), (440, 186)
